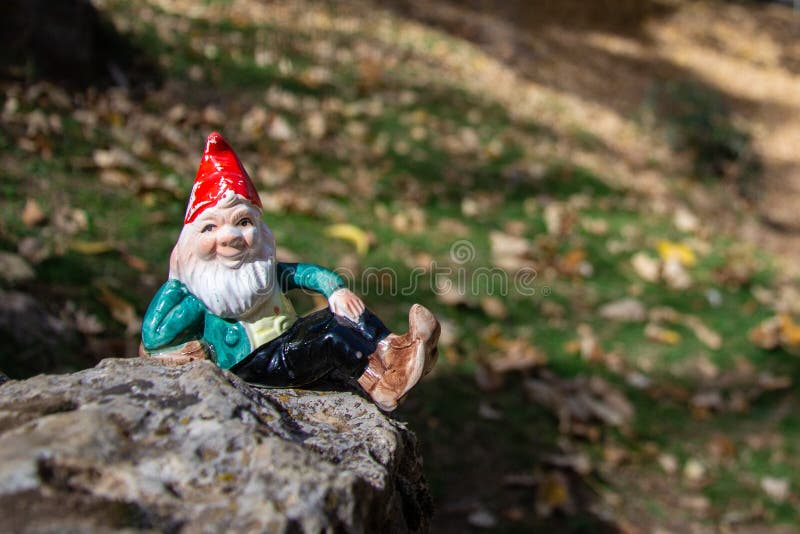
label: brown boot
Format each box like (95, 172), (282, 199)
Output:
(358, 304), (440, 411)
(409, 303), (440, 376)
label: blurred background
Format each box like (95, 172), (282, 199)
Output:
(2, 0), (800, 531)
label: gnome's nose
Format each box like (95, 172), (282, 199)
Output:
(219, 226), (244, 248)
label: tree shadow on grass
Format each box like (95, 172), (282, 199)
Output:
(396, 371), (621, 533)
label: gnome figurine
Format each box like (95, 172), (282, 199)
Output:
(141, 132), (440, 411)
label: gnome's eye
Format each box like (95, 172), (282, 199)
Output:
(201, 224), (216, 233)
(238, 218), (253, 227)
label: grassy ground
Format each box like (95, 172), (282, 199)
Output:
(2, 1), (800, 532)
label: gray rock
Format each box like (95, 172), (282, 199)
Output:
(0, 358), (431, 533)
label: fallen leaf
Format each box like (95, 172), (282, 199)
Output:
(599, 298), (646, 322)
(778, 314), (800, 347)
(536, 470), (575, 517)
(708, 434), (736, 461)
(557, 248), (592, 277)
(658, 454), (679, 475)
(324, 224), (371, 255)
(69, 240), (116, 255)
(73, 308), (105, 335)
(544, 202), (575, 236)
(17, 236), (51, 263)
(53, 207), (88, 235)
(480, 296), (508, 319)
(98, 285), (141, 335)
(268, 115), (295, 141)
(749, 314), (800, 351)
(761, 477), (790, 502)
(0, 252), (35, 284)
(602, 445), (629, 468)
(544, 452), (592, 475)
(645, 323), (682, 345)
(749, 315), (781, 349)
(674, 207), (700, 233)
(576, 324), (604, 363)
(305, 111), (327, 140)
(22, 198), (46, 227)
(467, 508), (497, 529)
(121, 251), (149, 272)
(478, 401), (503, 421)
(662, 258), (691, 290)
(581, 217), (609, 235)
(523, 372), (634, 435)
(684, 317), (722, 350)
(474, 363), (503, 392)
(683, 458), (706, 484)
(657, 240), (696, 267)
(679, 495), (710, 515)
(490, 231), (533, 273)
(487, 338), (547, 373)
(631, 252), (660, 283)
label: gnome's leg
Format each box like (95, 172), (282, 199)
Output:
(230, 308), (389, 387)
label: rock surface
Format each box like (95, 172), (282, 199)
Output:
(0, 358), (431, 532)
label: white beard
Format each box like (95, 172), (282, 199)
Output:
(170, 220), (278, 319)
(180, 254), (276, 319)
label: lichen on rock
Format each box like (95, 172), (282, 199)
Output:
(0, 358), (431, 532)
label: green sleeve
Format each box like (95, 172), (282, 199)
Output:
(141, 279), (206, 350)
(277, 262), (346, 298)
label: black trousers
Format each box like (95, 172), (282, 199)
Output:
(230, 308), (390, 387)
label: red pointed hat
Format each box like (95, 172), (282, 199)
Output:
(184, 132), (262, 224)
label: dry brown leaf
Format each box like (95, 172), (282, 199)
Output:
(631, 252), (660, 283)
(467, 508), (497, 529)
(576, 324), (604, 363)
(683, 316), (722, 350)
(474, 363), (503, 392)
(535, 470), (575, 517)
(599, 298), (646, 322)
(645, 323), (682, 345)
(490, 231), (534, 273)
(761, 477), (790, 503)
(523, 372), (634, 436)
(543, 202), (576, 236)
(658, 453), (679, 475)
(98, 285), (141, 336)
(581, 217), (609, 235)
(749, 314), (800, 351)
(663, 258), (691, 290)
(683, 458), (707, 485)
(480, 296), (508, 319)
(557, 248), (591, 277)
(488, 339), (547, 373)
(22, 198), (46, 227)
(544, 452), (592, 476)
(0, 252), (35, 284)
(708, 434), (736, 461)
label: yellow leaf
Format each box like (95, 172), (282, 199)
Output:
(779, 314), (800, 347)
(325, 224), (370, 255)
(645, 323), (682, 345)
(656, 240), (696, 267)
(70, 240), (116, 255)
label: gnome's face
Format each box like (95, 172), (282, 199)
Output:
(170, 193), (277, 319)
(193, 195), (262, 270)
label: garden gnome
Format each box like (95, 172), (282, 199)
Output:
(141, 132), (439, 411)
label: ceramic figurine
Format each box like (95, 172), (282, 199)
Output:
(141, 132), (440, 411)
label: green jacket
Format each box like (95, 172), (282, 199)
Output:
(141, 262), (345, 369)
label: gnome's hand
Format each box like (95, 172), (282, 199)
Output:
(328, 288), (366, 323)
